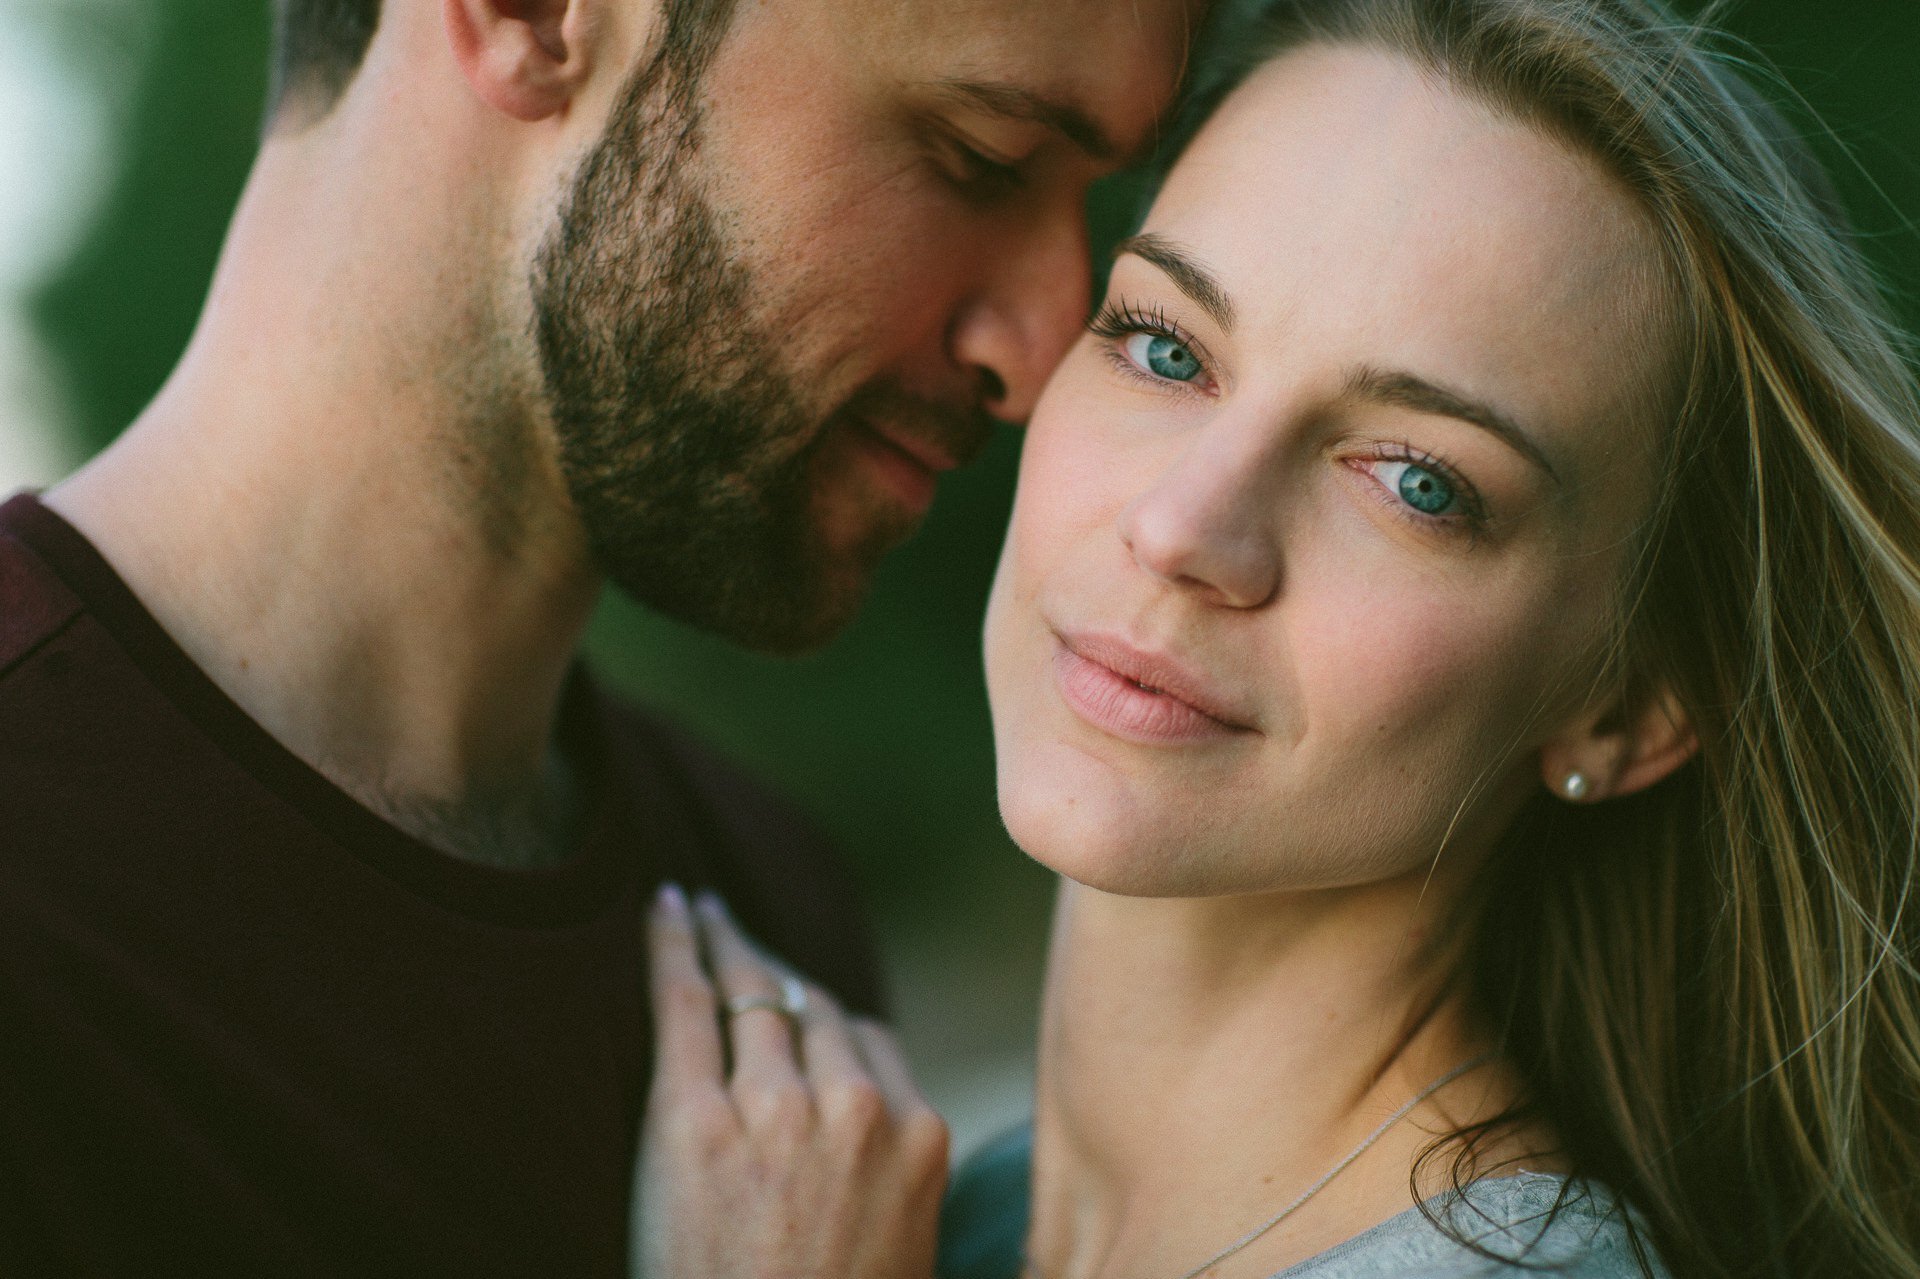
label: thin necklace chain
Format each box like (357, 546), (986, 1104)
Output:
(1023, 1053), (1492, 1279)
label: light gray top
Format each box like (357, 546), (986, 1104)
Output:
(937, 1127), (1671, 1279)
(1269, 1170), (1670, 1278)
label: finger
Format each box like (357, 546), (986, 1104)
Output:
(697, 898), (868, 1106)
(794, 981), (867, 1092)
(850, 1018), (951, 1189)
(697, 893), (806, 1094)
(694, 892), (808, 987)
(850, 1018), (932, 1115)
(646, 883), (725, 1088)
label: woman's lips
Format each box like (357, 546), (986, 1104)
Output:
(1052, 631), (1255, 746)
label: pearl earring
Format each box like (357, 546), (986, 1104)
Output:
(1560, 771), (1590, 801)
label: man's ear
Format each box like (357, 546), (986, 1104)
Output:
(443, 0), (596, 122)
(1538, 683), (1698, 803)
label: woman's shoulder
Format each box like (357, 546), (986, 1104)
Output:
(938, 1125), (1037, 1279)
(936, 1125), (1669, 1279)
(1278, 1169), (1670, 1279)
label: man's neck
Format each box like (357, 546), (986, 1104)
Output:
(44, 149), (603, 867)
(47, 380), (601, 868)
(354, 744), (591, 870)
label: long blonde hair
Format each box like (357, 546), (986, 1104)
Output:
(1192, 2), (1920, 1274)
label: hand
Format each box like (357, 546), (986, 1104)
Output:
(633, 886), (950, 1279)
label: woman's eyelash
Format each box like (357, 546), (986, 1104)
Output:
(1089, 300), (1184, 346)
(1370, 442), (1489, 530)
(1088, 300), (1216, 389)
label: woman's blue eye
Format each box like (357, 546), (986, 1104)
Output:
(1388, 460), (1457, 515)
(1124, 332), (1203, 382)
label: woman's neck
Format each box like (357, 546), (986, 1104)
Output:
(1026, 877), (1531, 1279)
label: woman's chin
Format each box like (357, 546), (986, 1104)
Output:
(997, 775), (1242, 899)
(1000, 780), (1140, 893)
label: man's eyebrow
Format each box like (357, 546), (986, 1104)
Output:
(1345, 366), (1561, 484)
(932, 78), (1121, 163)
(1113, 233), (1236, 332)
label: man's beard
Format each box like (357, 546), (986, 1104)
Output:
(528, 59), (915, 653)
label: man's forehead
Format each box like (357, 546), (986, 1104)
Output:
(867, 0), (1201, 156)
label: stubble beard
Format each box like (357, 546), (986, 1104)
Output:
(529, 58), (906, 654)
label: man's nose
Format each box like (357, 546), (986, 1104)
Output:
(1117, 430), (1285, 610)
(947, 207), (1091, 423)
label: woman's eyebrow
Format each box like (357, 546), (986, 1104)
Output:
(1345, 365), (1562, 485)
(1110, 240), (1558, 482)
(1113, 234), (1236, 332)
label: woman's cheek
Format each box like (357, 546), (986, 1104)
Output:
(1293, 562), (1517, 749)
(1000, 433), (1138, 618)
(1018, 416), (1120, 528)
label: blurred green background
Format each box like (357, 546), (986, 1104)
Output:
(19, 0), (1920, 1149)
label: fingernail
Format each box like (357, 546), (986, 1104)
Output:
(695, 890), (725, 919)
(655, 882), (687, 916)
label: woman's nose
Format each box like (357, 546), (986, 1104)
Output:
(1117, 445), (1284, 609)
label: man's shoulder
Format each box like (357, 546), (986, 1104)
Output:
(0, 511), (85, 684)
(593, 690), (890, 1019)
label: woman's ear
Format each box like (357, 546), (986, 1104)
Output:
(1539, 684), (1698, 803)
(443, 0), (598, 122)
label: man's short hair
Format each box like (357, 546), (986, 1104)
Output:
(266, 0), (740, 124)
(268, 0), (379, 120)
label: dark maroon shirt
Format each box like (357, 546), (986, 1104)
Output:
(0, 493), (884, 1277)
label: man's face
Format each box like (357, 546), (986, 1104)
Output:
(531, 0), (1195, 651)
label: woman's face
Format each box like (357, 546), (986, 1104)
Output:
(983, 45), (1679, 897)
